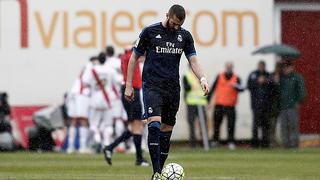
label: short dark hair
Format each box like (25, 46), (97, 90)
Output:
(258, 60), (266, 66)
(168, 4), (185, 21)
(98, 52), (106, 64)
(106, 46), (115, 56)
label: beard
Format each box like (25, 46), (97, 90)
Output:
(166, 21), (177, 33)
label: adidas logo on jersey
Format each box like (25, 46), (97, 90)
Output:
(156, 34), (162, 39)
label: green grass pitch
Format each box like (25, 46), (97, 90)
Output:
(1, 147), (320, 180)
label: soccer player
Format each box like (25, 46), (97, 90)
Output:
(104, 46), (127, 150)
(103, 46), (150, 166)
(83, 53), (118, 152)
(66, 56), (99, 154)
(124, 4), (209, 179)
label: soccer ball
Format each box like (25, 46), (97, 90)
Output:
(161, 163), (185, 180)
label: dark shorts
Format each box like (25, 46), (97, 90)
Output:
(142, 83), (180, 126)
(121, 86), (142, 121)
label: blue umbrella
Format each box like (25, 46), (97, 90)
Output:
(252, 44), (301, 59)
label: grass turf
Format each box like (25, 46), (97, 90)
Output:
(0, 147), (319, 180)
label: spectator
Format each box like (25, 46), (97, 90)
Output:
(208, 62), (244, 150)
(105, 46), (127, 151)
(183, 66), (208, 148)
(277, 60), (306, 148)
(247, 60), (272, 148)
(0, 92), (15, 151)
(269, 62), (281, 147)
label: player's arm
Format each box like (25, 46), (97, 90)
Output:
(188, 56), (209, 96)
(125, 27), (149, 101)
(184, 31), (209, 95)
(124, 51), (139, 101)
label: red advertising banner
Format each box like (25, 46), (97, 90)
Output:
(10, 106), (46, 148)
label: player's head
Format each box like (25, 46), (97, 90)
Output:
(166, 4), (185, 32)
(90, 56), (100, 65)
(106, 46), (115, 57)
(98, 52), (106, 64)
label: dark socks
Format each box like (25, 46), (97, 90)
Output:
(159, 131), (172, 170)
(133, 134), (143, 162)
(108, 130), (132, 150)
(148, 121), (161, 174)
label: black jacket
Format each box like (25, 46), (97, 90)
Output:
(247, 70), (272, 112)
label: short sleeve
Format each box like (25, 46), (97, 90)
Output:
(133, 27), (149, 56)
(184, 31), (197, 59)
(82, 66), (93, 87)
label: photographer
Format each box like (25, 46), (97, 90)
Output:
(0, 92), (14, 151)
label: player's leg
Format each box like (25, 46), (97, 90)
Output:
(89, 109), (103, 146)
(159, 123), (173, 170)
(148, 116), (162, 174)
(130, 89), (149, 166)
(144, 88), (163, 175)
(78, 117), (90, 153)
(66, 118), (77, 153)
(105, 88), (134, 160)
(131, 120), (149, 166)
(66, 94), (77, 153)
(159, 91), (179, 170)
(102, 108), (116, 164)
(73, 94), (90, 153)
(112, 99), (127, 152)
(106, 124), (132, 152)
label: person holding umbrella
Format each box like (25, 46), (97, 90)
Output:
(277, 59), (306, 148)
(252, 44), (306, 148)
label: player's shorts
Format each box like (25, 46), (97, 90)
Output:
(142, 83), (180, 126)
(67, 93), (90, 118)
(89, 108), (113, 130)
(121, 86), (142, 121)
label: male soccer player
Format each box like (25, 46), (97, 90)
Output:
(82, 53), (118, 152)
(124, 4), (209, 179)
(66, 56), (99, 154)
(103, 47), (149, 166)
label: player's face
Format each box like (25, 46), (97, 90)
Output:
(166, 14), (184, 32)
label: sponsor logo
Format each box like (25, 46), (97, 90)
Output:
(155, 41), (183, 54)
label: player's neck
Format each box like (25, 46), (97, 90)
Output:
(161, 20), (167, 28)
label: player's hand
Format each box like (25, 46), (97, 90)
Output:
(124, 86), (134, 102)
(200, 77), (209, 96)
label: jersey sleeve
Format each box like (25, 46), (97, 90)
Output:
(133, 27), (149, 56)
(82, 66), (93, 87)
(184, 31), (197, 60)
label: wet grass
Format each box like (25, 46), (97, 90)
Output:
(0, 147), (319, 180)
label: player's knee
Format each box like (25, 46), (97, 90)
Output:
(148, 121), (161, 129)
(131, 121), (143, 134)
(161, 123), (174, 132)
(147, 116), (161, 123)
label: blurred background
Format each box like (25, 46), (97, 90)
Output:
(0, 0), (319, 152)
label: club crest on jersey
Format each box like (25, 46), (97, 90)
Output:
(177, 35), (183, 42)
(148, 107), (153, 114)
